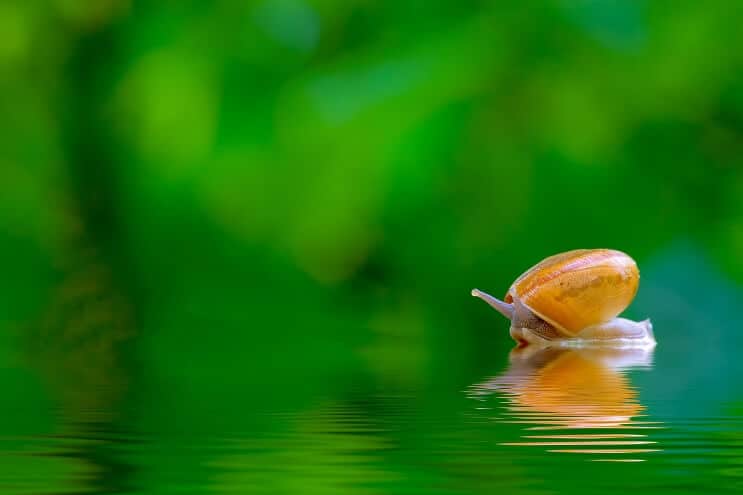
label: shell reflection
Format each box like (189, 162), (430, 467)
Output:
(470, 346), (661, 461)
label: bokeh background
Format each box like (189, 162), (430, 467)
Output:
(2, 1), (743, 493)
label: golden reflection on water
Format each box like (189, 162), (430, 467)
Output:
(470, 346), (661, 461)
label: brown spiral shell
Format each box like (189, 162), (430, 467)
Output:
(504, 249), (639, 336)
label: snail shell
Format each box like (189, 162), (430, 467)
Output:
(472, 249), (654, 347)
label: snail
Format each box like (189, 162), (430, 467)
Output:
(472, 249), (655, 347)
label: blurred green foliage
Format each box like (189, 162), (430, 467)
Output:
(4, 0), (743, 400)
(2, 1), (743, 492)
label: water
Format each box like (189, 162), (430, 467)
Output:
(5, 334), (743, 494)
(4, 246), (743, 493)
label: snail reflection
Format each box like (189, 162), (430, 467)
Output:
(470, 346), (661, 460)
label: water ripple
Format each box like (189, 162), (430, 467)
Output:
(469, 346), (661, 461)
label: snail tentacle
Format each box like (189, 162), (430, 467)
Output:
(471, 289), (514, 320)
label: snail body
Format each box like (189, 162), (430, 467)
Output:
(472, 249), (655, 347)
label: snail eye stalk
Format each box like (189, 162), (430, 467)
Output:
(471, 289), (513, 320)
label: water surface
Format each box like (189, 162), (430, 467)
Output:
(3, 247), (743, 493)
